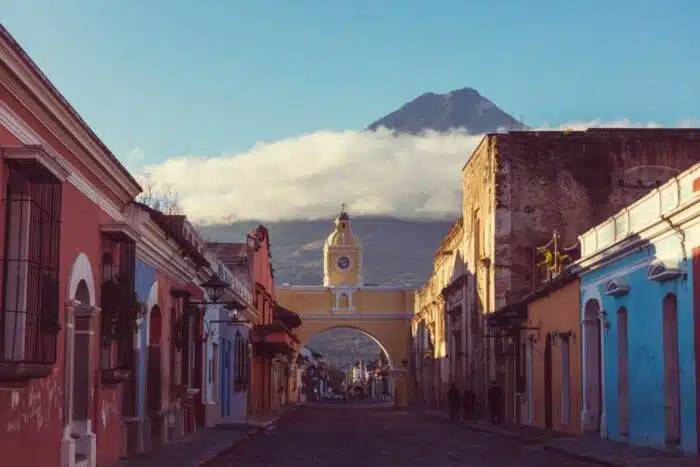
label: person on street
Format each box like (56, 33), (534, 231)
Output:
(447, 382), (461, 421)
(487, 380), (504, 424)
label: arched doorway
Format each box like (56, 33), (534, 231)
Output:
(62, 252), (98, 467)
(583, 299), (603, 433)
(544, 333), (553, 429)
(147, 305), (163, 447)
(305, 327), (395, 404)
(662, 294), (680, 446)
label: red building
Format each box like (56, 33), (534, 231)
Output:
(247, 225), (300, 414)
(140, 209), (210, 438)
(0, 26), (141, 467)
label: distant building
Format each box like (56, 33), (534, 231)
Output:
(277, 207), (415, 407)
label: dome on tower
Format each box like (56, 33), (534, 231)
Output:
(324, 204), (361, 248)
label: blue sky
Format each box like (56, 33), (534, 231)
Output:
(2, 1), (699, 221)
(3, 0), (698, 167)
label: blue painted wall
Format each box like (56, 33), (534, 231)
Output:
(579, 236), (698, 453)
(220, 337), (231, 418)
(135, 259), (157, 421)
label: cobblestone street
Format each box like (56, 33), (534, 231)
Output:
(211, 406), (599, 466)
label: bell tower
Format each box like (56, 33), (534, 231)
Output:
(323, 204), (362, 287)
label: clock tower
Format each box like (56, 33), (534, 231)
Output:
(323, 204), (363, 287)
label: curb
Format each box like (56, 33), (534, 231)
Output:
(541, 445), (620, 467)
(418, 411), (616, 466)
(196, 417), (281, 467)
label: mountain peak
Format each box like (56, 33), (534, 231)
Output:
(367, 87), (525, 135)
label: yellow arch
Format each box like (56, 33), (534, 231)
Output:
(295, 319), (411, 370)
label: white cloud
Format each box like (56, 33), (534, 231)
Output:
(140, 120), (697, 223)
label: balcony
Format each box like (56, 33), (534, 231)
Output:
(250, 323), (300, 358)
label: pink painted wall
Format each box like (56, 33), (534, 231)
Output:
(0, 67), (132, 466)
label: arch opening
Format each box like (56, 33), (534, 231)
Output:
(67, 252), (96, 307)
(74, 280), (90, 306)
(583, 298), (603, 433)
(304, 325), (394, 370)
(303, 326), (396, 403)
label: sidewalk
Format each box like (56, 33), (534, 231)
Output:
(418, 409), (699, 466)
(120, 407), (289, 467)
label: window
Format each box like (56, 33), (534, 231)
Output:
(212, 342), (219, 401)
(234, 330), (248, 392)
(338, 293), (350, 310)
(561, 336), (571, 425)
(0, 168), (61, 374)
(100, 237), (137, 384)
(617, 307), (629, 436)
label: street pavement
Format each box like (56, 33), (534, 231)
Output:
(210, 405), (600, 466)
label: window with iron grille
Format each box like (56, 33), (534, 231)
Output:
(170, 292), (192, 388)
(100, 236), (137, 384)
(170, 304), (182, 387)
(0, 169), (61, 374)
(180, 299), (193, 387)
(234, 330), (248, 392)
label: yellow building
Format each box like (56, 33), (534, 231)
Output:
(276, 206), (415, 406)
(412, 218), (467, 408)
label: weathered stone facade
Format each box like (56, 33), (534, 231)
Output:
(460, 128), (700, 401)
(463, 128), (700, 313)
(412, 219), (465, 408)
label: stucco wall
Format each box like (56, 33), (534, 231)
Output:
(525, 279), (583, 434)
(466, 130), (700, 311)
(579, 230), (698, 453)
(0, 178), (116, 466)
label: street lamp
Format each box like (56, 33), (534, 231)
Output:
(224, 303), (249, 324)
(200, 274), (229, 303)
(191, 274), (250, 324)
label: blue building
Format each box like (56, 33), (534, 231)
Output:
(202, 255), (255, 424)
(573, 164), (700, 454)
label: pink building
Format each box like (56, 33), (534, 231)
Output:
(0, 27), (141, 467)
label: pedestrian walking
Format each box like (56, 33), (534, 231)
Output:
(487, 380), (504, 424)
(447, 382), (461, 421)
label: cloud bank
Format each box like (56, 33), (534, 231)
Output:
(138, 119), (699, 223)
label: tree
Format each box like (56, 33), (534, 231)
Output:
(137, 173), (184, 215)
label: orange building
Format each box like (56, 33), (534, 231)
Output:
(522, 275), (582, 434)
(487, 273), (583, 434)
(247, 225), (300, 414)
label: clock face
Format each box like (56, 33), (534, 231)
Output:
(336, 255), (351, 270)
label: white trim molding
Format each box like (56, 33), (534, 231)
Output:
(0, 29), (141, 202)
(647, 259), (683, 282)
(136, 216), (198, 286)
(0, 102), (128, 221)
(603, 278), (630, 297)
(67, 252), (96, 307)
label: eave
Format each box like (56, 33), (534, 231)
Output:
(0, 27), (142, 202)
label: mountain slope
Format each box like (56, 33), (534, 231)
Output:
(368, 87), (525, 134)
(202, 87), (520, 362)
(198, 216), (456, 287)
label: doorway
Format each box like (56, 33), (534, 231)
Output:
(544, 333), (553, 429)
(662, 294), (680, 446)
(617, 307), (629, 437)
(67, 279), (97, 467)
(147, 306), (163, 446)
(584, 299), (603, 432)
